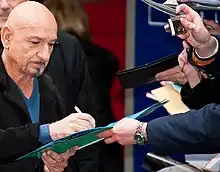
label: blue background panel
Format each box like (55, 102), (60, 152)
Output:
(134, 0), (182, 171)
(134, 0), (220, 171)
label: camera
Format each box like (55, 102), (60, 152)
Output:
(164, 15), (187, 36)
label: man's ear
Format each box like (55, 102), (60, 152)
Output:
(1, 26), (13, 49)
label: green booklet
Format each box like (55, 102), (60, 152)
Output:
(17, 100), (167, 160)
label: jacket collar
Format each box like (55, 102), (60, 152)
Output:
(0, 49), (59, 123)
(0, 53), (31, 122)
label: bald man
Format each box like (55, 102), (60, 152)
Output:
(0, 1), (96, 172)
(0, 0), (100, 172)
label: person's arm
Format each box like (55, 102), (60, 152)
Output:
(100, 103), (220, 155)
(175, 4), (220, 77)
(0, 123), (41, 164)
(147, 103), (220, 155)
(181, 76), (220, 109)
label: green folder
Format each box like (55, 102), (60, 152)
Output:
(17, 100), (167, 160)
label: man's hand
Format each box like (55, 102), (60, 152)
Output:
(49, 113), (95, 140)
(155, 66), (187, 85)
(178, 41), (202, 88)
(176, 4), (217, 57)
(42, 146), (78, 172)
(98, 118), (146, 145)
(178, 0), (220, 35)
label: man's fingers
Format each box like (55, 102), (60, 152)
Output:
(178, 49), (187, 64)
(155, 66), (181, 79)
(77, 113), (96, 128)
(42, 154), (63, 172)
(182, 41), (190, 49)
(44, 165), (50, 172)
(75, 118), (93, 129)
(97, 129), (114, 138)
(63, 146), (78, 159)
(180, 18), (196, 30)
(69, 123), (90, 132)
(176, 4), (192, 15)
(42, 152), (57, 166)
(46, 150), (64, 163)
(156, 72), (185, 82)
(104, 134), (117, 144)
(177, 31), (191, 40)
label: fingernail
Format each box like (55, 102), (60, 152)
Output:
(46, 150), (51, 155)
(42, 152), (46, 158)
(71, 147), (77, 152)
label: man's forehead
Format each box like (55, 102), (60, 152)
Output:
(14, 26), (57, 40)
(13, 26), (57, 32)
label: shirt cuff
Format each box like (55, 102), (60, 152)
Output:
(142, 122), (148, 141)
(195, 37), (219, 59)
(39, 124), (52, 144)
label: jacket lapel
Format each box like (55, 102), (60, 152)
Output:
(4, 78), (31, 122)
(0, 49), (31, 123)
(39, 75), (58, 123)
(0, 48), (61, 124)
(0, 56), (31, 123)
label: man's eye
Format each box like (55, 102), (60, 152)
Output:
(30, 41), (40, 44)
(48, 43), (55, 46)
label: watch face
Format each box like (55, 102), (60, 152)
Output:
(134, 133), (145, 145)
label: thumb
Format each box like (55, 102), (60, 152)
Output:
(64, 146), (79, 159)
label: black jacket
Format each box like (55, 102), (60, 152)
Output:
(0, 31), (99, 171)
(181, 77), (220, 109)
(147, 103), (220, 155)
(0, 57), (66, 171)
(180, 39), (220, 109)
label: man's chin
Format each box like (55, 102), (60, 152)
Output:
(30, 68), (44, 77)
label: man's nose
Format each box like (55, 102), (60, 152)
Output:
(1, 0), (10, 11)
(37, 45), (51, 62)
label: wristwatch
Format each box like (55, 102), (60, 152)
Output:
(134, 122), (147, 145)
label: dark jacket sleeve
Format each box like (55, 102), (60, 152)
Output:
(0, 123), (40, 164)
(181, 76), (220, 109)
(147, 103), (220, 155)
(180, 38), (220, 109)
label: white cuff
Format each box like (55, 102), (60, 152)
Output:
(195, 37), (219, 59)
(142, 122), (148, 141)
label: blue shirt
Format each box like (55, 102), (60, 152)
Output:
(20, 78), (52, 144)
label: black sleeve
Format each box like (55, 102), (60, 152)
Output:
(0, 123), (40, 164)
(180, 76), (220, 109)
(147, 103), (220, 155)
